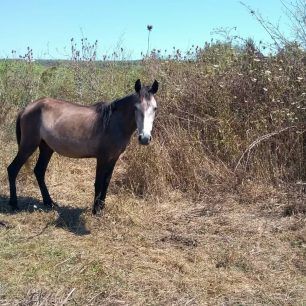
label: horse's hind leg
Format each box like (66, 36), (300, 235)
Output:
(7, 142), (39, 210)
(34, 141), (54, 207)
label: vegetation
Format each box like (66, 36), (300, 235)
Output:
(0, 6), (305, 304)
(1, 40), (305, 191)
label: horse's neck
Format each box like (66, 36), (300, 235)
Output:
(116, 95), (137, 137)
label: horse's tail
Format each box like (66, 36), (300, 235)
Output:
(16, 109), (31, 170)
(16, 110), (23, 147)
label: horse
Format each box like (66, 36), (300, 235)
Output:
(7, 79), (159, 215)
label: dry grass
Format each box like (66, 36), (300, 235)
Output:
(0, 107), (305, 305)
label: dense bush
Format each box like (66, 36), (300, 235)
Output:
(141, 43), (305, 189)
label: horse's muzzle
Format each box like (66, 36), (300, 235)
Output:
(138, 134), (151, 145)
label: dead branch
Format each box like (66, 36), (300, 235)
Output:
(234, 125), (302, 171)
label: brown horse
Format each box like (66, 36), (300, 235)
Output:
(7, 79), (158, 215)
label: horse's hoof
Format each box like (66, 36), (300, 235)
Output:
(51, 202), (59, 209)
(44, 200), (58, 210)
(92, 207), (99, 216)
(50, 201), (59, 209)
(92, 206), (104, 216)
(92, 200), (105, 216)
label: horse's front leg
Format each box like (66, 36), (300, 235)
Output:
(92, 158), (117, 216)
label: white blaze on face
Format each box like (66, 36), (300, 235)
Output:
(142, 96), (157, 137)
(135, 95), (157, 138)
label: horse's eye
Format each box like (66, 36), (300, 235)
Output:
(154, 107), (157, 111)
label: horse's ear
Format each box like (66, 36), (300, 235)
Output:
(150, 80), (159, 94)
(135, 79), (141, 93)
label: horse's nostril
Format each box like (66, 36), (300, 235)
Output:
(138, 135), (151, 145)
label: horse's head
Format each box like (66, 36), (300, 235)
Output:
(134, 79), (158, 145)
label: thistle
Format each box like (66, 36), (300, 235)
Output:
(147, 25), (153, 56)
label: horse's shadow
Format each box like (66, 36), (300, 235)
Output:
(0, 194), (90, 236)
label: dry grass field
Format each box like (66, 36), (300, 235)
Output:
(0, 110), (305, 305)
(0, 40), (305, 305)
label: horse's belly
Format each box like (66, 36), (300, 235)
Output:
(41, 129), (98, 158)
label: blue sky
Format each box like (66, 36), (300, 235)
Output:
(0, 0), (291, 59)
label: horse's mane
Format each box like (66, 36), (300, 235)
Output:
(92, 94), (137, 132)
(92, 100), (116, 131)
